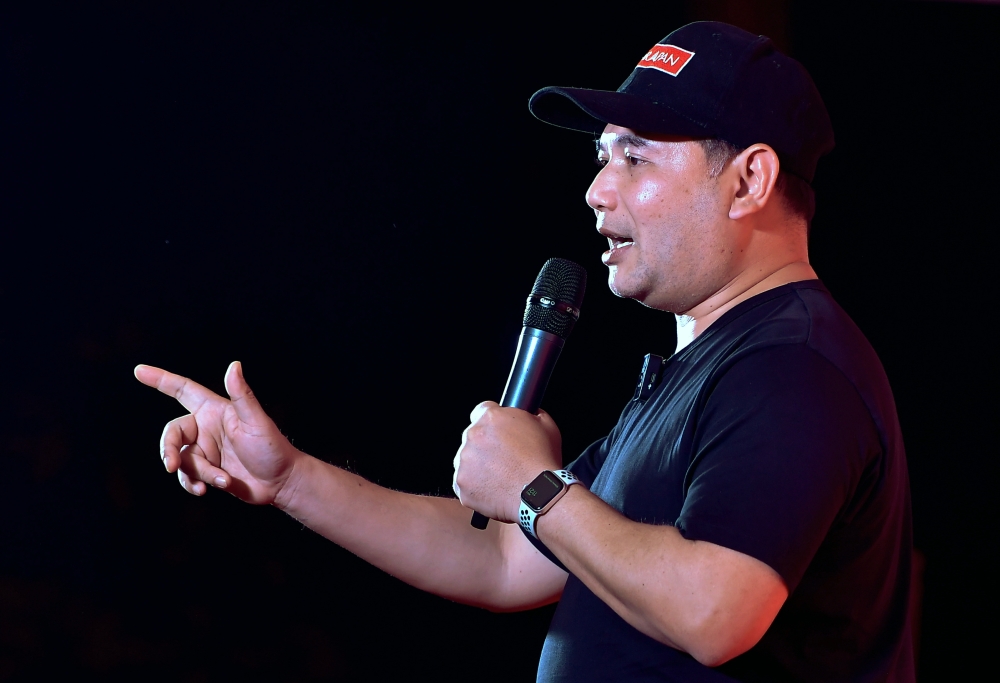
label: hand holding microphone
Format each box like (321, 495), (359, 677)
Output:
(461, 258), (587, 529)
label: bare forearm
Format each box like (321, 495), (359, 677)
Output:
(134, 364), (563, 609)
(273, 453), (512, 608)
(536, 486), (785, 665)
(535, 488), (699, 649)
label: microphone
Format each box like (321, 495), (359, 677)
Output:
(470, 258), (588, 529)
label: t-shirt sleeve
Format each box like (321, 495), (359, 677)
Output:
(565, 436), (612, 487)
(675, 344), (879, 591)
(564, 399), (641, 487)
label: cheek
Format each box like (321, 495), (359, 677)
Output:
(633, 176), (695, 226)
(634, 178), (662, 207)
(640, 184), (718, 266)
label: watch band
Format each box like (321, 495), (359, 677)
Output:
(518, 469), (581, 539)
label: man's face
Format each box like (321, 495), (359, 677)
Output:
(588, 125), (736, 314)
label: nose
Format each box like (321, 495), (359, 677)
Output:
(586, 164), (618, 214)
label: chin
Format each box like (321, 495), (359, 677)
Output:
(607, 270), (648, 304)
(607, 269), (628, 299)
(607, 274), (621, 297)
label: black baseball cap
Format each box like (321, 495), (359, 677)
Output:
(528, 21), (834, 183)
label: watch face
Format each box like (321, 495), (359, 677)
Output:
(521, 471), (565, 512)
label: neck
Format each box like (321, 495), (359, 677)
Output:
(673, 260), (817, 353)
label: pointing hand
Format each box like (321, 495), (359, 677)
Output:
(134, 362), (302, 506)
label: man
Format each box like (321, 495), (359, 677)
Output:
(135, 22), (913, 682)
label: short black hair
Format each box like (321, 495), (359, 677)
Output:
(697, 138), (816, 225)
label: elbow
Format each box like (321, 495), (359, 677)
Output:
(649, 606), (765, 668)
(637, 540), (787, 666)
(679, 622), (755, 668)
(646, 577), (785, 666)
(687, 641), (742, 669)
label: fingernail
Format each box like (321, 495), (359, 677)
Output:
(163, 457), (170, 472)
(214, 476), (227, 488)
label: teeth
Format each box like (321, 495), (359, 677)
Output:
(608, 237), (634, 250)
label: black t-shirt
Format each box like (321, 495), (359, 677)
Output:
(530, 281), (914, 683)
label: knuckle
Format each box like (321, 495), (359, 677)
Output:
(464, 425), (483, 446)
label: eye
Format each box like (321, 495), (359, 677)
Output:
(625, 150), (642, 167)
(595, 156), (609, 168)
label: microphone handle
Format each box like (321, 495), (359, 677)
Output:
(471, 328), (566, 529)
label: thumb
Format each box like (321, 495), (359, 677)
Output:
(224, 361), (265, 423)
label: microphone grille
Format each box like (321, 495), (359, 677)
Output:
(522, 258), (588, 339)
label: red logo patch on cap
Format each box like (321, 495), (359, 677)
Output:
(637, 44), (695, 77)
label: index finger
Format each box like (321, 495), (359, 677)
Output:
(134, 364), (221, 413)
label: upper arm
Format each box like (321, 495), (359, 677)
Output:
(677, 345), (874, 592)
(488, 522), (568, 612)
(667, 346), (873, 663)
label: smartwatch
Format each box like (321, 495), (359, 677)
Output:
(518, 469), (581, 538)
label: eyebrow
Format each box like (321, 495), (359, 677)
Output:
(617, 134), (650, 148)
(596, 133), (652, 154)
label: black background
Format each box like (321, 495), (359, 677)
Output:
(0, 1), (996, 680)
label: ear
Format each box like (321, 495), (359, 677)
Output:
(728, 144), (780, 220)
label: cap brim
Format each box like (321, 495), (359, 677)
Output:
(528, 86), (712, 138)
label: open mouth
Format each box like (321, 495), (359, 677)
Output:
(607, 236), (634, 251)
